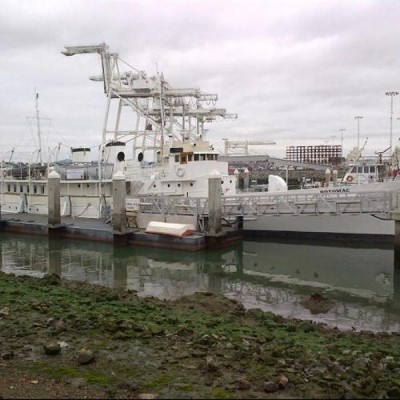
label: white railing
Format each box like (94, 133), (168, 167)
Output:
(129, 189), (400, 224)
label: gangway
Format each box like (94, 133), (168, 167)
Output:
(128, 189), (400, 232)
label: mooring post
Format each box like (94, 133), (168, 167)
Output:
(48, 236), (62, 276)
(324, 168), (331, 188)
(208, 171), (222, 235)
(243, 168), (250, 190)
(112, 170), (127, 233)
(234, 168), (240, 189)
(48, 170), (61, 227)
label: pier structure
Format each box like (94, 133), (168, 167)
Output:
(0, 172), (242, 251)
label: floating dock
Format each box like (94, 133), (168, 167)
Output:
(0, 212), (243, 251)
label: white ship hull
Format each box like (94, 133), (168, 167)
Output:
(243, 212), (394, 240)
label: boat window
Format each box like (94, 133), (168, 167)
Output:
(194, 154), (199, 161)
(33, 185), (37, 194)
(188, 154), (193, 162)
(27, 186), (29, 193)
(190, 183), (193, 186)
(177, 183), (181, 187)
(215, 155), (218, 160)
(357, 166), (362, 173)
(7, 184), (10, 192)
(201, 154), (206, 161)
(41, 186), (45, 194)
(207, 154), (213, 160)
(20, 185), (23, 193)
(181, 155), (187, 164)
(175, 155), (179, 163)
(370, 166), (375, 173)
(351, 167), (357, 173)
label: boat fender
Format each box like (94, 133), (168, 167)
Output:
(346, 175), (353, 182)
(176, 167), (185, 177)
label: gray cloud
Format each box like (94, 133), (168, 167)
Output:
(1, 0), (399, 161)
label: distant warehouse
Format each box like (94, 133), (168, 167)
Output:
(286, 144), (342, 165)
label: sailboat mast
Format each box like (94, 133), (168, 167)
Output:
(35, 91), (43, 165)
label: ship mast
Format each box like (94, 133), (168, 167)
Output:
(35, 91), (43, 165)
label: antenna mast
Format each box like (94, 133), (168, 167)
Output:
(35, 91), (43, 164)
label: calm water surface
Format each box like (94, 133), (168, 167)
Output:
(1, 232), (400, 333)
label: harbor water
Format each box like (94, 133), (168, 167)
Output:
(1, 232), (400, 333)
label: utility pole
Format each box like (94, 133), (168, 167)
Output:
(354, 116), (363, 149)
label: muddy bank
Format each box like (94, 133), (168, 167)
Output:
(1, 271), (400, 399)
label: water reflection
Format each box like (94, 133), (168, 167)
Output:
(1, 232), (400, 333)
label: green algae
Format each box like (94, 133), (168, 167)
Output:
(1, 271), (400, 399)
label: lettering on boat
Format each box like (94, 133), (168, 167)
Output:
(319, 188), (350, 193)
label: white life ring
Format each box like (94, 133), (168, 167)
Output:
(346, 175), (353, 182)
(176, 167), (185, 177)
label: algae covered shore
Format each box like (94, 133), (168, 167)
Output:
(1, 271), (400, 399)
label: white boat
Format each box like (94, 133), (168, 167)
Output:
(240, 150), (400, 241)
(145, 221), (196, 237)
(1, 42), (399, 242)
(0, 43), (237, 220)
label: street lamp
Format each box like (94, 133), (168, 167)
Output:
(354, 116), (363, 149)
(385, 91), (399, 152)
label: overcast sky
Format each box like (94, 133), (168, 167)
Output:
(1, 0), (400, 162)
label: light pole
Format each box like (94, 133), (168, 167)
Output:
(385, 91), (399, 152)
(339, 128), (345, 154)
(354, 116), (363, 149)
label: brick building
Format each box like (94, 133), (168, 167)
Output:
(286, 144), (342, 164)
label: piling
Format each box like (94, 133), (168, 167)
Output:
(48, 170), (61, 227)
(48, 236), (62, 276)
(332, 169), (338, 186)
(208, 172), (222, 234)
(234, 168), (240, 189)
(243, 168), (250, 189)
(391, 209), (400, 254)
(324, 168), (331, 188)
(112, 171), (129, 245)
